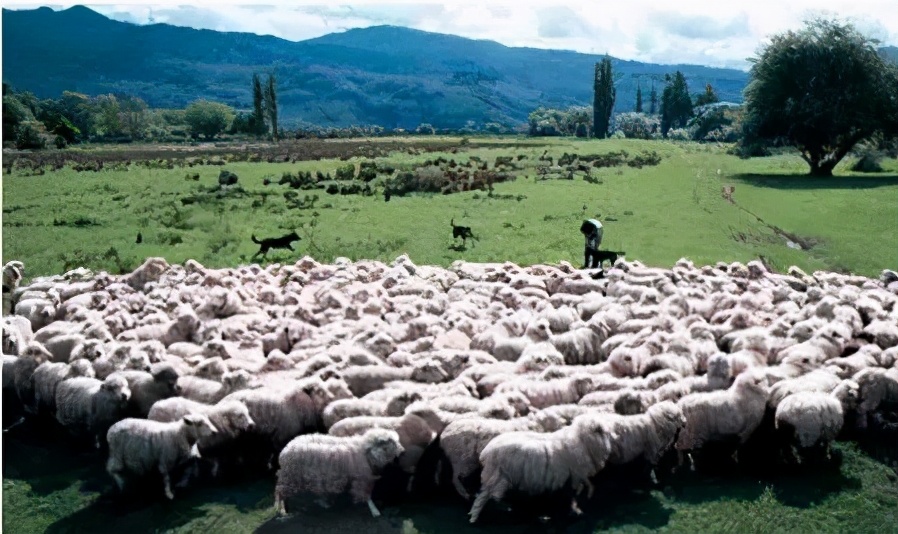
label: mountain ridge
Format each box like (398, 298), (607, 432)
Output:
(3, 5), (753, 129)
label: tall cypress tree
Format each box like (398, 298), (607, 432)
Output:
(660, 71), (693, 136)
(251, 73), (266, 136)
(264, 73), (278, 141)
(635, 83), (643, 113)
(649, 80), (658, 115)
(592, 56), (615, 139)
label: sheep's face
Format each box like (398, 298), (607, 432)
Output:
(127, 354), (152, 372)
(153, 365), (181, 393)
(224, 370), (253, 391)
(69, 359), (96, 378)
(364, 429), (404, 469)
(834, 380), (860, 409)
(184, 413), (218, 439)
(22, 342), (52, 363)
(102, 375), (131, 402)
(226, 404), (255, 431)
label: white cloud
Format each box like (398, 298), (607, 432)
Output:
(3, 0), (897, 69)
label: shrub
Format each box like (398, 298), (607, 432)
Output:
(613, 112), (659, 140)
(850, 143), (885, 172)
(14, 122), (46, 150)
(54, 135), (68, 149)
(335, 164), (355, 181)
(667, 128), (691, 141)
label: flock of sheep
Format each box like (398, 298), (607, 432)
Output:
(3, 254), (898, 523)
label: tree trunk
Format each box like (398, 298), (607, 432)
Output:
(808, 159), (836, 176)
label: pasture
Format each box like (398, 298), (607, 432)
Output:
(3, 136), (898, 533)
(3, 137), (897, 279)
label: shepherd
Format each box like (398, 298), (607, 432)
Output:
(580, 218), (604, 269)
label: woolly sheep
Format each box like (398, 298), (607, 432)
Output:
(495, 375), (596, 409)
(675, 371), (769, 467)
(106, 413), (218, 499)
(590, 401), (686, 475)
(177, 370), (253, 404)
(328, 413), (436, 477)
(147, 397), (255, 476)
(468, 414), (614, 523)
(274, 428), (404, 517)
(775, 379), (859, 456)
(32, 358), (96, 414)
(111, 363), (181, 417)
(55, 374), (131, 447)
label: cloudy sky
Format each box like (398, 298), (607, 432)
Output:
(5, 0), (898, 70)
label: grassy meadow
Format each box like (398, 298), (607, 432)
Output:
(3, 137), (898, 533)
(3, 137), (897, 279)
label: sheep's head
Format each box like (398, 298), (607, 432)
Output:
(223, 370), (253, 391)
(102, 375), (131, 403)
(21, 341), (52, 363)
(69, 358), (96, 378)
(138, 340), (166, 363)
(152, 364), (180, 393)
(126, 353), (152, 373)
(833, 379), (860, 410)
(183, 413), (218, 441)
(525, 319), (552, 341)
(194, 357), (227, 380)
(219, 400), (255, 432)
(363, 428), (404, 470)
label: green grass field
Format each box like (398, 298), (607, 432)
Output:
(3, 137), (898, 532)
(3, 137), (897, 279)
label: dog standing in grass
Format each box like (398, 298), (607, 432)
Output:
(451, 218), (477, 248)
(251, 231), (301, 260)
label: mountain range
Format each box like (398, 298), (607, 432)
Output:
(3, 6), (759, 129)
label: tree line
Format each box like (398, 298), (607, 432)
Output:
(3, 72), (279, 149)
(580, 18), (898, 176)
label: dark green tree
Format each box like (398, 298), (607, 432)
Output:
(743, 18), (898, 176)
(694, 83), (719, 107)
(649, 81), (658, 115)
(592, 56), (615, 139)
(660, 71), (692, 136)
(184, 99), (234, 140)
(251, 73), (266, 136)
(264, 73), (278, 141)
(635, 83), (643, 113)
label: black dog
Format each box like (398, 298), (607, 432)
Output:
(451, 218), (477, 247)
(251, 231), (301, 259)
(593, 249), (624, 268)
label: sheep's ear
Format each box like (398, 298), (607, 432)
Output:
(184, 415), (195, 425)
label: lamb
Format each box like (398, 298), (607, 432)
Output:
(468, 414), (614, 523)
(106, 413), (218, 499)
(177, 370), (253, 404)
(274, 428), (404, 517)
(31, 358), (96, 414)
(55, 374), (131, 447)
(147, 397), (255, 477)
(675, 371), (769, 469)
(774, 380), (860, 459)
(111, 363), (181, 417)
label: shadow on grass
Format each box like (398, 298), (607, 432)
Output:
(732, 173), (898, 190)
(448, 243), (468, 252)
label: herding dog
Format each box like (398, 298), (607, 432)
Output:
(451, 218), (477, 247)
(251, 231), (301, 259)
(593, 249), (625, 268)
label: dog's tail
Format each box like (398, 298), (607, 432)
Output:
(251, 234), (262, 244)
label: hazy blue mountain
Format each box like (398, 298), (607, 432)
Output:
(3, 5), (753, 129)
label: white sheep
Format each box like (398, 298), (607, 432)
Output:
(468, 414), (614, 523)
(774, 379), (859, 459)
(31, 358), (96, 414)
(55, 374), (131, 447)
(274, 428), (404, 517)
(106, 413), (218, 499)
(675, 371), (769, 469)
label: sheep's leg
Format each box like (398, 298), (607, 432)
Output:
(584, 479), (595, 500)
(367, 498), (382, 518)
(106, 456), (126, 491)
(274, 489), (287, 516)
(469, 478), (508, 524)
(160, 465), (174, 500)
(3, 416), (25, 433)
(688, 452), (696, 472)
(650, 468), (659, 485)
(453, 475), (471, 501)
(570, 497), (584, 516)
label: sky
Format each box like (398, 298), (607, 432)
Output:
(4, 0), (898, 70)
